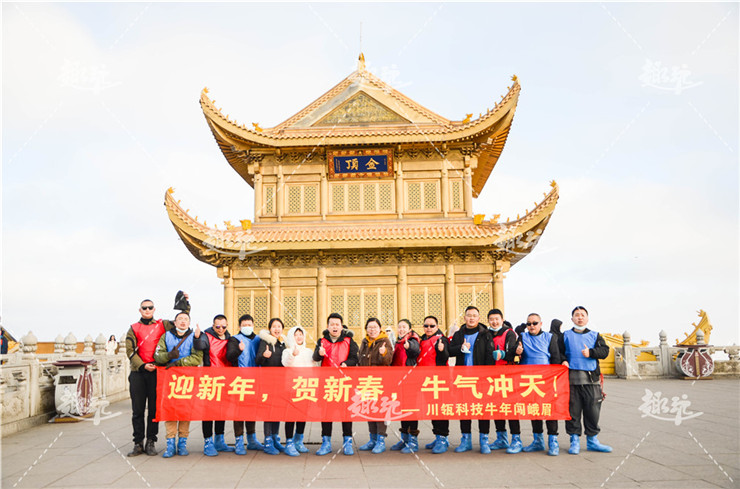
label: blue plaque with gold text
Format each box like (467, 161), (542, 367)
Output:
(327, 149), (394, 179)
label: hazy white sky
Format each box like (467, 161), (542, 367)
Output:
(3, 2), (738, 347)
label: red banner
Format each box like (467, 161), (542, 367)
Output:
(155, 365), (570, 422)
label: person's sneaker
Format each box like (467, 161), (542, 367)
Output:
(144, 439), (157, 456)
(127, 443), (144, 457)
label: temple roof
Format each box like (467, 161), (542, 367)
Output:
(164, 182), (558, 267)
(200, 60), (520, 196)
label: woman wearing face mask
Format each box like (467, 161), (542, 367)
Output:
(281, 325), (316, 455)
(256, 318), (288, 455)
(225, 314), (264, 454)
(153, 312), (203, 458)
(389, 319), (421, 453)
(357, 317), (393, 453)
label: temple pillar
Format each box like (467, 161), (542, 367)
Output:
(317, 266), (328, 331)
(270, 267), (280, 318)
(397, 264), (408, 321)
(276, 166), (284, 222)
(220, 266), (235, 332)
(320, 169), (328, 220)
(441, 168), (449, 217)
(444, 263), (456, 333)
(493, 260), (510, 315)
(463, 159), (473, 218)
(254, 164), (262, 223)
(396, 164), (404, 219)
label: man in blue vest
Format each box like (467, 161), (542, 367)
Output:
(515, 313), (562, 455)
(558, 306), (612, 455)
(226, 314), (264, 454)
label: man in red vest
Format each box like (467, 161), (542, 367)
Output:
(194, 314), (236, 456)
(125, 293), (189, 457)
(312, 313), (359, 456)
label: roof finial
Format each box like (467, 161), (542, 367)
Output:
(358, 52), (365, 71)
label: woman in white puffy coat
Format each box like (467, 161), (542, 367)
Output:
(282, 326), (317, 454)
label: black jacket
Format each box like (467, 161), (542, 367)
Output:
(312, 329), (359, 366)
(449, 323), (494, 366)
(557, 328), (609, 381)
(194, 326), (231, 367)
(419, 330), (451, 366)
(256, 330), (286, 367)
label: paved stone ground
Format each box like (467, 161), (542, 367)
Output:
(1, 378), (738, 489)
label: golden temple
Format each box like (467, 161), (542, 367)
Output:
(165, 55), (559, 342)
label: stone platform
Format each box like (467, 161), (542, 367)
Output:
(2, 378), (738, 488)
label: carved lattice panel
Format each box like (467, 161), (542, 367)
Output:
(288, 186), (302, 214)
(474, 290), (491, 315)
(428, 292), (444, 325)
(283, 293), (298, 329)
(451, 180), (462, 210)
(300, 293), (315, 330)
(407, 182), (421, 211)
(253, 293), (269, 329)
(330, 294), (344, 317)
(379, 183), (393, 211)
(331, 184), (344, 213)
(348, 184), (361, 212)
(380, 291), (395, 329)
(457, 291), (473, 321)
(347, 292), (361, 330)
(364, 293), (378, 319)
(363, 183), (376, 211)
(304, 185), (318, 214)
(264, 186), (275, 215)
(410, 291), (426, 326)
(237, 296), (250, 318)
(424, 181), (438, 210)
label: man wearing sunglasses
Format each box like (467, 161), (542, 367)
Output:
(418, 316), (451, 453)
(125, 293), (190, 457)
(514, 313), (562, 456)
(194, 314), (236, 456)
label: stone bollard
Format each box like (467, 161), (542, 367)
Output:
(619, 331), (639, 379)
(724, 345), (739, 362)
(94, 334), (107, 355)
(64, 332), (77, 357)
(54, 334), (65, 354)
(659, 330), (672, 376)
(21, 331), (38, 357)
(83, 334), (94, 354)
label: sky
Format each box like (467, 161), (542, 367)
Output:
(2, 2), (738, 349)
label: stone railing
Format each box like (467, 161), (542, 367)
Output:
(614, 329), (740, 379)
(0, 331), (130, 436)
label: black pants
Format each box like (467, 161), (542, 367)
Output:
(431, 420), (449, 437)
(399, 420), (419, 436)
(460, 419), (490, 434)
(202, 420), (226, 438)
(264, 421), (280, 437)
(566, 384), (602, 436)
(233, 421), (256, 437)
(531, 420), (559, 435)
(321, 422), (352, 437)
(285, 422), (306, 439)
(129, 369), (158, 444)
(494, 419), (521, 435)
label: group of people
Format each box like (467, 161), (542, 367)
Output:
(125, 292), (612, 460)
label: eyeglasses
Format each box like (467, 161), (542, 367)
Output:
(141, 306), (154, 311)
(213, 325), (227, 329)
(423, 324), (436, 328)
(526, 321), (540, 326)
